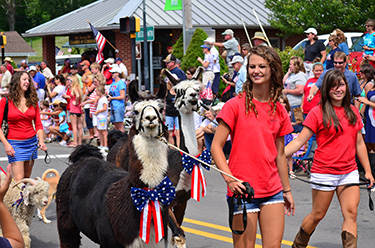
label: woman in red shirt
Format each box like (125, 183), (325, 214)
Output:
(286, 69), (374, 247)
(301, 62), (324, 118)
(0, 72), (47, 182)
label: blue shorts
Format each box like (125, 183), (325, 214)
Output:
(7, 136), (38, 163)
(110, 107), (125, 123)
(165, 116), (179, 130)
(227, 191), (284, 214)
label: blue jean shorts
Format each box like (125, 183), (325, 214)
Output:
(110, 107), (125, 123)
(227, 191), (284, 214)
(165, 116), (179, 130)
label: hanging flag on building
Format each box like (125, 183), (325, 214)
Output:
(164, 0), (182, 11)
(88, 21), (107, 64)
(55, 46), (64, 56)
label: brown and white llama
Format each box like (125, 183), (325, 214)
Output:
(56, 81), (174, 248)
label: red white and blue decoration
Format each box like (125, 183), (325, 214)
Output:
(88, 22), (107, 64)
(182, 149), (211, 201)
(131, 177), (175, 244)
(201, 80), (213, 100)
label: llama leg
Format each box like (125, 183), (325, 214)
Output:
(173, 202), (187, 226)
(168, 208), (186, 247)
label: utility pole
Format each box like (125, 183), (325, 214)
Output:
(143, 0), (150, 91)
(183, 0), (192, 54)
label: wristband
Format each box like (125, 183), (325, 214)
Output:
(283, 189), (291, 193)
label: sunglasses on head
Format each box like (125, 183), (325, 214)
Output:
(333, 61), (345, 64)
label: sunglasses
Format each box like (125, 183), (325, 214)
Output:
(329, 40), (333, 42)
(333, 61), (345, 64)
(242, 48), (247, 51)
(186, 72), (191, 75)
(366, 25), (373, 27)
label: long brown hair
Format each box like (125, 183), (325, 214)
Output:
(8, 71), (39, 108)
(242, 46), (284, 116)
(320, 69), (357, 131)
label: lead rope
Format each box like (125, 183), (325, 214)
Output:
(156, 135), (255, 234)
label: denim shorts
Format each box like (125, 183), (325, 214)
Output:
(310, 170), (359, 191)
(227, 191), (284, 214)
(110, 107), (125, 123)
(165, 116), (179, 130)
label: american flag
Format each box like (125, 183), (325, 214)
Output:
(201, 81), (213, 100)
(55, 46), (64, 56)
(88, 22), (107, 64)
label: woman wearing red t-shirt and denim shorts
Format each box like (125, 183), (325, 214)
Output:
(211, 46), (295, 248)
(286, 69), (374, 247)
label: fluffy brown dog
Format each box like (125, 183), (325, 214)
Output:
(37, 169), (60, 224)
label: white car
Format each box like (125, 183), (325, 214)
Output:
(55, 55), (82, 74)
(292, 32), (363, 51)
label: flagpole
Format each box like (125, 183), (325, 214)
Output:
(251, 10), (272, 47)
(87, 20), (119, 52)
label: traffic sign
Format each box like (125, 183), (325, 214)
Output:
(136, 26), (155, 42)
(136, 43), (142, 60)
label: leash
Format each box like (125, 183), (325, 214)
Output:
(293, 175), (374, 211)
(157, 135), (255, 233)
(30, 145), (69, 166)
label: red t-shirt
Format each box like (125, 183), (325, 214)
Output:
(303, 105), (362, 174)
(217, 95), (293, 198)
(303, 77), (321, 114)
(0, 98), (43, 140)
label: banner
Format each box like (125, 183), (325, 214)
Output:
(164, 0), (182, 11)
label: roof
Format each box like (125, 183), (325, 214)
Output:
(23, 0), (271, 37)
(2, 31), (36, 56)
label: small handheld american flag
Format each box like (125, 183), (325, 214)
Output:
(201, 81), (213, 100)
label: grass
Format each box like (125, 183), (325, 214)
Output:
(24, 36), (70, 62)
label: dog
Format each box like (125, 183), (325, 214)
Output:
(37, 168), (60, 224)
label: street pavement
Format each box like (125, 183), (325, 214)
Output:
(0, 142), (373, 247)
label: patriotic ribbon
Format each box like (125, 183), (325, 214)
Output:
(12, 185), (26, 210)
(182, 149), (211, 201)
(130, 177), (175, 244)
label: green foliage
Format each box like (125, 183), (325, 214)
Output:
(265, 0), (375, 35)
(173, 34), (184, 60)
(217, 52), (228, 97)
(71, 47), (80, 54)
(180, 28), (208, 72)
(275, 47), (305, 74)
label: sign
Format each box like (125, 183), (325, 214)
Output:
(136, 43), (142, 60)
(153, 57), (162, 69)
(136, 26), (154, 42)
(69, 33), (95, 45)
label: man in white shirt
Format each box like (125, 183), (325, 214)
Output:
(0, 64), (11, 90)
(204, 37), (221, 99)
(115, 57), (128, 79)
(41, 61), (54, 83)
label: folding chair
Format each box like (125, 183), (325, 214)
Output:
(292, 135), (316, 177)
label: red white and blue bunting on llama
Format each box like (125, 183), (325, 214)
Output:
(181, 149), (212, 201)
(131, 176), (175, 244)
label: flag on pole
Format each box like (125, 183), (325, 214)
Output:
(88, 21), (107, 64)
(164, 0), (182, 11)
(55, 46), (64, 56)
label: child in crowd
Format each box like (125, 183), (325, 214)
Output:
(285, 69), (374, 247)
(40, 100), (53, 143)
(94, 85), (109, 152)
(279, 94), (295, 178)
(46, 102), (69, 146)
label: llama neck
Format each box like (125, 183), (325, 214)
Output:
(179, 111), (199, 156)
(132, 134), (168, 189)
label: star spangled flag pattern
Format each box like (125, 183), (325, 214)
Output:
(55, 46), (64, 56)
(201, 80), (213, 100)
(88, 22), (106, 64)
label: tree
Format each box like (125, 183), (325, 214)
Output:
(172, 33), (184, 60)
(180, 28), (208, 72)
(264, 0), (375, 35)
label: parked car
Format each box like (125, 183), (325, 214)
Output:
(348, 33), (375, 74)
(55, 54), (82, 74)
(292, 32), (363, 51)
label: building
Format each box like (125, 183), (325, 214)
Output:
(23, 0), (303, 75)
(2, 31), (36, 64)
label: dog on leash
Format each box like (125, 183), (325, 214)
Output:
(37, 169), (60, 224)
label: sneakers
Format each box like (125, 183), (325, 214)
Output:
(59, 140), (67, 147)
(289, 171), (296, 179)
(45, 138), (52, 143)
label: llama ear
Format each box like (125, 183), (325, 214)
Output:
(23, 188), (30, 206)
(156, 79), (167, 100)
(129, 80), (141, 103)
(161, 68), (180, 85)
(192, 66), (204, 80)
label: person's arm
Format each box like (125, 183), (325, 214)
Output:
(285, 126), (314, 157)
(307, 85), (319, 102)
(109, 89), (125, 101)
(212, 42), (224, 48)
(211, 120), (246, 194)
(283, 68), (292, 84)
(47, 84), (58, 98)
(0, 164), (25, 248)
(301, 93), (305, 113)
(197, 57), (209, 68)
(203, 124), (215, 134)
(284, 84), (304, 96)
(95, 103), (107, 115)
(356, 131), (375, 187)
(275, 136), (295, 216)
(320, 50), (327, 64)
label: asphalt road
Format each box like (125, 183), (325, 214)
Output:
(0, 142), (374, 247)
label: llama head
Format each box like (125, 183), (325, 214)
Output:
(173, 80), (202, 113)
(129, 80), (167, 139)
